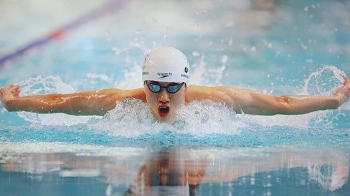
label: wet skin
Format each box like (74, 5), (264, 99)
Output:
(0, 78), (349, 119)
(144, 81), (187, 122)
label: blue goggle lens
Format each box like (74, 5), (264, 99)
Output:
(146, 82), (185, 94)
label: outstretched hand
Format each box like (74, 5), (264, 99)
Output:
(0, 84), (21, 105)
(334, 77), (350, 106)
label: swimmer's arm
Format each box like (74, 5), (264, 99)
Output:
(243, 78), (349, 115)
(232, 89), (341, 115)
(0, 85), (145, 116)
(186, 78), (349, 115)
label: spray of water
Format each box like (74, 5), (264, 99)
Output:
(16, 76), (93, 126)
(302, 65), (347, 96)
(87, 99), (244, 137)
(13, 51), (348, 138)
(246, 65), (349, 129)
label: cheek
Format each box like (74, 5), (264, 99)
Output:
(144, 89), (156, 104)
(146, 94), (156, 104)
(171, 92), (185, 106)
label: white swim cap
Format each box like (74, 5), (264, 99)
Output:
(142, 47), (190, 84)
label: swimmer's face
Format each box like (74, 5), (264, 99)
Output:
(144, 81), (187, 122)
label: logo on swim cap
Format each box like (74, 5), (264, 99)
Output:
(158, 72), (172, 79)
(142, 47), (190, 84)
(184, 67), (188, 73)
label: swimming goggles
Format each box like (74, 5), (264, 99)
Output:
(145, 81), (185, 94)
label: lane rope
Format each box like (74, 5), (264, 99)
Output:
(0, 0), (130, 69)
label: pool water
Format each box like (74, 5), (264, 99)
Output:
(1, 0), (350, 195)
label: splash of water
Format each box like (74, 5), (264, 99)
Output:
(189, 52), (228, 86)
(16, 76), (94, 126)
(12, 60), (348, 134)
(302, 65), (347, 96)
(87, 99), (244, 138)
(247, 65), (349, 128)
(16, 75), (75, 95)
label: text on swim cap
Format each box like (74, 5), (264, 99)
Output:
(181, 74), (189, 79)
(157, 72), (172, 79)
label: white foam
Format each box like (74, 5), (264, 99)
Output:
(87, 99), (245, 137)
(86, 97), (344, 137)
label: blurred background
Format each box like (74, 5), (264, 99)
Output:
(1, 0), (349, 89)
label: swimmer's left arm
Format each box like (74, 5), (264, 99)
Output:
(245, 77), (349, 115)
(232, 89), (341, 115)
(186, 78), (350, 115)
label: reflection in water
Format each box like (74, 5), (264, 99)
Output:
(0, 144), (348, 195)
(124, 149), (207, 196)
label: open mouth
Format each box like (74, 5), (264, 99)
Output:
(158, 106), (170, 117)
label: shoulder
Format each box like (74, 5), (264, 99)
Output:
(68, 88), (145, 102)
(185, 85), (217, 103)
(185, 85), (252, 104)
(96, 88), (123, 95)
(98, 88), (146, 102)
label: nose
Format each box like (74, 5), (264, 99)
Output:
(157, 89), (170, 103)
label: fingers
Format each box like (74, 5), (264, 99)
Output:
(9, 85), (21, 98)
(1, 84), (21, 98)
(342, 77), (350, 104)
(345, 78), (350, 94)
(334, 77), (350, 106)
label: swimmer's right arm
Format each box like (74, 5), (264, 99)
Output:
(0, 84), (146, 116)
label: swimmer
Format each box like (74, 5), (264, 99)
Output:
(0, 46), (349, 122)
